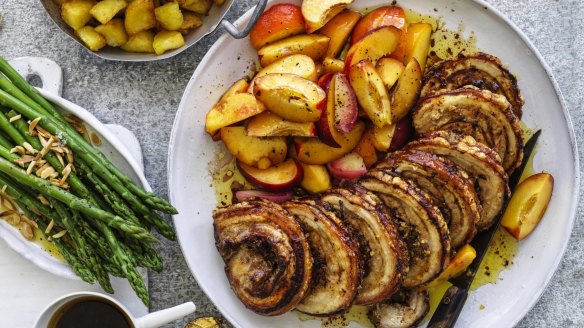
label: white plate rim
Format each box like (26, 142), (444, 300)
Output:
(167, 1), (580, 327)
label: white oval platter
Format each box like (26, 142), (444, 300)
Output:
(168, 1), (580, 327)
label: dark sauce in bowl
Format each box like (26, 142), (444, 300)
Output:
(48, 297), (132, 328)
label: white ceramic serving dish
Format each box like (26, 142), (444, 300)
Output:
(39, 0), (268, 62)
(168, 1), (580, 327)
(0, 57), (150, 280)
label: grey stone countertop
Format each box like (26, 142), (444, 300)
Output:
(0, 0), (582, 327)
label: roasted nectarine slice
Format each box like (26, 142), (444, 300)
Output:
(249, 3), (305, 49)
(253, 73), (326, 123)
(404, 23), (433, 70)
(318, 9), (361, 58)
(294, 121), (365, 165)
(322, 57), (345, 74)
(354, 128), (378, 168)
(247, 54), (318, 93)
(351, 6), (406, 45)
(301, 0), (354, 34)
(257, 34), (330, 67)
(246, 112), (316, 137)
(300, 163), (331, 193)
(376, 57), (405, 90)
(371, 123), (395, 152)
(424, 244), (477, 289)
(205, 93), (265, 134)
(318, 73), (358, 147)
(349, 60), (392, 127)
(501, 173), (554, 240)
(389, 115), (414, 151)
(345, 26), (402, 70)
(238, 159), (304, 192)
(327, 152), (367, 180)
(219, 78), (250, 102)
(391, 58), (422, 121)
(220, 126), (287, 169)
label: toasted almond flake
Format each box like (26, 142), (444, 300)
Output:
(55, 152), (65, 167)
(41, 166), (56, 179)
(35, 163), (51, 177)
(22, 142), (37, 154)
(5, 199), (15, 210)
(14, 155), (35, 166)
(66, 151), (74, 164)
(38, 194), (50, 206)
(29, 117), (41, 134)
(8, 214), (21, 226)
(45, 219), (55, 234)
(60, 182), (70, 189)
(1, 185), (7, 194)
(26, 160), (37, 175)
(38, 134), (47, 147)
(36, 136), (55, 161)
(21, 222), (34, 240)
(9, 114), (21, 123)
(60, 164), (72, 184)
(52, 230), (67, 239)
(23, 216), (38, 229)
(10, 146), (25, 155)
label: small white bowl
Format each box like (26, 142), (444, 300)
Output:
(39, 0), (268, 62)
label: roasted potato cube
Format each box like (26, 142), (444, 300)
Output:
(125, 0), (156, 35)
(154, 2), (184, 31)
(177, 0), (212, 15)
(61, 0), (97, 30)
(121, 31), (155, 53)
(90, 0), (127, 25)
(180, 12), (203, 34)
(76, 26), (107, 51)
(152, 31), (185, 55)
(95, 18), (128, 47)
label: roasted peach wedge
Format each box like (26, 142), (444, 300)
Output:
(238, 159), (304, 192)
(300, 163), (331, 193)
(345, 26), (402, 71)
(205, 93), (265, 134)
(247, 54), (317, 93)
(327, 152), (367, 180)
(404, 23), (433, 71)
(376, 57), (405, 90)
(424, 244), (477, 289)
(246, 112), (317, 137)
(220, 126), (287, 169)
(371, 123), (395, 152)
(249, 3), (305, 50)
(501, 173), (554, 241)
(318, 9), (361, 58)
(389, 115), (414, 151)
(301, 0), (354, 34)
(354, 128), (378, 168)
(322, 57), (346, 74)
(253, 73), (326, 123)
(294, 121), (365, 165)
(351, 6), (407, 45)
(349, 60), (392, 128)
(257, 34), (330, 67)
(318, 73), (358, 147)
(391, 58), (422, 121)
(219, 78), (250, 102)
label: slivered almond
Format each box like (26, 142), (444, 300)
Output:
(38, 194), (50, 206)
(26, 160), (37, 175)
(14, 155), (35, 166)
(21, 222), (34, 240)
(22, 142), (37, 154)
(55, 152), (65, 167)
(66, 151), (74, 164)
(38, 134), (47, 147)
(23, 216), (38, 229)
(9, 114), (21, 123)
(36, 136), (55, 161)
(29, 117), (41, 135)
(60, 164), (72, 184)
(10, 146), (25, 155)
(52, 230), (67, 239)
(41, 166), (56, 179)
(37, 126), (51, 139)
(35, 163), (51, 177)
(45, 219), (55, 234)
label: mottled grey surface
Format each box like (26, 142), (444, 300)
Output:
(0, 0), (582, 327)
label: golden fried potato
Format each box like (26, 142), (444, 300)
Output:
(154, 2), (184, 31)
(152, 31), (185, 55)
(95, 18), (128, 47)
(76, 26), (107, 51)
(61, 0), (97, 30)
(180, 12), (203, 34)
(121, 31), (155, 53)
(125, 0), (156, 35)
(177, 0), (212, 15)
(90, 0), (127, 25)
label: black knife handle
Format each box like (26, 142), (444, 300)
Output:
(427, 285), (469, 328)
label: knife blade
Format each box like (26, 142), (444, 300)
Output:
(427, 129), (542, 328)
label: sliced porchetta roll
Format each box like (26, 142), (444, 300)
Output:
(421, 52), (524, 118)
(405, 131), (509, 231)
(321, 186), (408, 305)
(213, 199), (312, 316)
(283, 199), (361, 316)
(360, 172), (450, 288)
(369, 290), (430, 328)
(412, 87), (523, 173)
(377, 150), (480, 249)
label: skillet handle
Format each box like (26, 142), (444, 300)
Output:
(221, 0), (268, 39)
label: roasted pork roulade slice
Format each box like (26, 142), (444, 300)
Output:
(213, 200), (312, 316)
(360, 172), (450, 288)
(369, 290), (430, 328)
(412, 87), (523, 173)
(378, 150), (480, 249)
(406, 131), (509, 230)
(421, 52), (524, 118)
(283, 199), (361, 316)
(321, 186), (408, 305)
